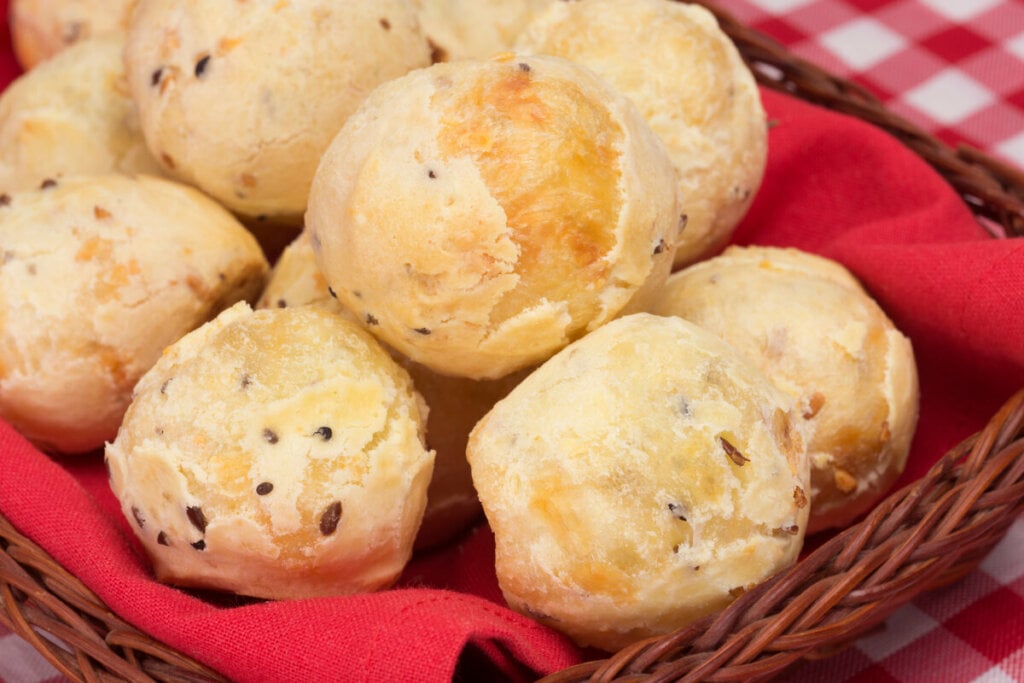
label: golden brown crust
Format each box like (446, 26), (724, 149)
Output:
(517, 0), (768, 267)
(0, 174), (268, 454)
(256, 232), (525, 550)
(649, 246), (920, 533)
(105, 304), (434, 599)
(307, 54), (680, 380)
(468, 313), (809, 651)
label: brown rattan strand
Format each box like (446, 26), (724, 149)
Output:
(0, 511), (227, 683)
(2, 2), (1024, 682)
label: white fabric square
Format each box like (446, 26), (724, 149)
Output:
(744, 0), (816, 11)
(0, 635), (61, 683)
(855, 604), (940, 662)
(1006, 31), (1024, 63)
(918, 0), (1004, 21)
(996, 130), (1024, 169)
(971, 667), (1019, 683)
(903, 69), (995, 124)
(819, 17), (907, 70)
(979, 516), (1024, 584)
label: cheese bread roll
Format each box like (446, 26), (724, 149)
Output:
(468, 313), (809, 651)
(0, 37), (161, 193)
(106, 303), (434, 599)
(518, 0), (767, 267)
(124, 0), (431, 220)
(650, 246), (919, 533)
(0, 174), (267, 454)
(307, 54), (681, 380)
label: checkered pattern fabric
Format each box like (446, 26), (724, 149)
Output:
(785, 516), (1024, 681)
(0, 634), (63, 683)
(2, 2), (1023, 682)
(715, 0), (1024, 168)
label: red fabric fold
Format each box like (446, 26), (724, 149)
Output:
(1, 7), (1023, 680)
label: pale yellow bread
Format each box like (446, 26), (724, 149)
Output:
(106, 303), (434, 599)
(517, 0), (767, 267)
(9, 0), (136, 69)
(0, 174), (268, 454)
(124, 0), (431, 220)
(0, 37), (162, 193)
(307, 53), (681, 380)
(257, 232), (526, 549)
(468, 313), (809, 651)
(649, 246), (919, 533)
(412, 0), (554, 62)
(255, 232), (338, 314)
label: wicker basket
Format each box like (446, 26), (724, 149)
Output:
(3, 2), (1024, 681)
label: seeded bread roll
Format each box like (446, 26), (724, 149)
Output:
(412, 0), (553, 62)
(9, 0), (136, 69)
(0, 174), (268, 454)
(468, 313), (809, 651)
(517, 0), (767, 267)
(307, 53), (681, 380)
(106, 303), (434, 599)
(649, 246), (919, 533)
(0, 37), (162, 194)
(256, 232), (525, 550)
(255, 232), (338, 314)
(124, 0), (431, 221)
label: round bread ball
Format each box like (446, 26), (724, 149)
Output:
(468, 313), (809, 651)
(0, 174), (268, 454)
(649, 246), (919, 533)
(412, 0), (554, 62)
(0, 37), (162, 193)
(106, 303), (435, 599)
(517, 0), (767, 267)
(256, 232), (526, 550)
(9, 0), (136, 69)
(124, 0), (432, 220)
(255, 231), (336, 314)
(307, 53), (681, 380)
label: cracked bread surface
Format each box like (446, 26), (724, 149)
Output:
(0, 174), (267, 454)
(307, 53), (680, 380)
(468, 313), (809, 651)
(106, 303), (434, 599)
(650, 246), (919, 533)
(124, 0), (431, 220)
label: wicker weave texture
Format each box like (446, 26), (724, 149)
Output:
(2, 2), (1024, 682)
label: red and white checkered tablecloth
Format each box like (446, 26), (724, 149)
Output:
(717, 0), (1024, 168)
(1, 2), (1023, 682)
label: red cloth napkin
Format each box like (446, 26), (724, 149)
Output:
(2, 7), (1024, 682)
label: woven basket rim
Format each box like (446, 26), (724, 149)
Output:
(2, 2), (1024, 682)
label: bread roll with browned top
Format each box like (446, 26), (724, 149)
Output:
(649, 246), (919, 533)
(307, 53), (681, 380)
(468, 313), (809, 651)
(517, 0), (767, 267)
(124, 0), (431, 221)
(0, 174), (267, 454)
(0, 37), (161, 193)
(257, 232), (525, 549)
(106, 303), (434, 599)
(10, 0), (136, 69)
